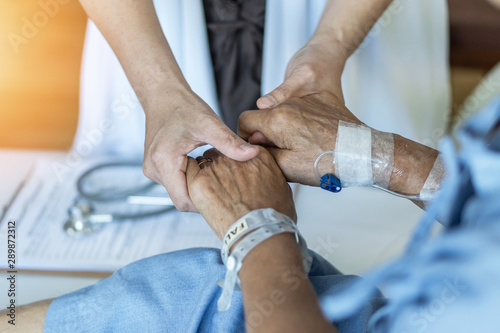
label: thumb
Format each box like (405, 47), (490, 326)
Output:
(257, 75), (303, 109)
(204, 123), (259, 162)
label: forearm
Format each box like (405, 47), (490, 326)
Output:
(390, 135), (441, 196)
(239, 233), (337, 333)
(388, 135), (443, 209)
(315, 124), (443, 205)
(310, 0), (393, 66)
(78, 0), (190, 113)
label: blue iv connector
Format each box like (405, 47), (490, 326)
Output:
(320, 174), (342, 193)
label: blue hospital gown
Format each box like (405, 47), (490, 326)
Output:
(44, 249), (384, 332)
(45, 97), (500, 332)
(321, 97), (500, 332)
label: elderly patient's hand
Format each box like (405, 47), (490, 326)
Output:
(239, 92), (364, 186)
(186, 147), (296, 239)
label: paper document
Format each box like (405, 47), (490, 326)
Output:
(0, 157), (220, 272)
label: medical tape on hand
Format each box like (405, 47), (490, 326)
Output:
(371, 130), (394, 189)
(221, 208), (291, 265)
(334, 121), (396, 188)
(334, 121), (373, 186)
(419, 155), (445, 201)
(318, 121), (445, 200)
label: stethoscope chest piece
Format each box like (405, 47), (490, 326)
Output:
(64, 202), (104, 237)
(63, 162), (176, 237)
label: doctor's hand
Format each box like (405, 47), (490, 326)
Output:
(240, 92), (364, 186)
(143, 90), (259, 212)
(256, 38), (346, 110)
(185, 147), (296, 239)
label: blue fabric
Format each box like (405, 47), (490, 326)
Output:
(45, 98), (500, 332)
(321, 97), (500, 332)
(44, 249), (385, 332)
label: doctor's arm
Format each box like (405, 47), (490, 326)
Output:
(77, 0), (259, 212)
(257, 0), (393, 108)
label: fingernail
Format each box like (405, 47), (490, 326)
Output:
(259, 95), (276, 108)
(240, 144), (255, 152)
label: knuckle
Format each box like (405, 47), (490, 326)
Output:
(191, 177), (217, 200)
(269, 109), (290, 128)
(298, 63), (317, 82)
(194, 175), (211, 189)
(238, 111), (250, 127)
(190, 173), (210, 191)
(149, 149), (167, 168)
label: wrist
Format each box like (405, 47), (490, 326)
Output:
(390, 135), (440, 195)
(219, 205), (297, 242)
(222, 208), (294, 253)
(141, 79), (192, 117)
(308, 31), (349, 70)
(303, 37), (347, 100)
(220, 209), (306, 267)
(217, 205), (253, 241)
(239, 233), (304, 282)
(217, 209), (311, 311)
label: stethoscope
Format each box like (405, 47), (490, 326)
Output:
(64, 162), (176, 237)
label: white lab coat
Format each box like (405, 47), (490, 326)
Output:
(73, 0), (450, 157)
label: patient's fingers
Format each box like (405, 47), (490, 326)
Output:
(186, 157), (201, 185)
(238, 109), (270, 140)
(265, 147), (294, 180)
(266, 147), (285, 165)
(248, 131), (276, 147)
(202, 148), (222, 161)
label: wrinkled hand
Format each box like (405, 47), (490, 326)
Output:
(257, 40), (345, 109)
(239, 92), (364, 186)
(186, 147), (296, 239)
(143, 90), (259, 212)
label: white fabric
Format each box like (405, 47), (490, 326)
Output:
(341, 0), (451, 148)
(73, 0), (450, 156)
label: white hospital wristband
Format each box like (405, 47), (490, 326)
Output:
(217, 222), (312, 311)
(221, 208), (294, 265)
(217, 209), (312, 311)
